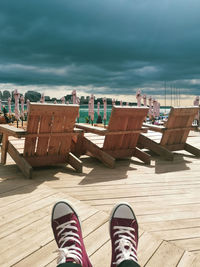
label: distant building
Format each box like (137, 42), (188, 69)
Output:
(25, 91), (41, 102)
(2, 90), (11, 100)
(65, 94), (72, 102)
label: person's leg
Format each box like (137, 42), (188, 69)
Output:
(118, 260), (140, 267)
(110, 203), (140, 267)
(57, 263), (81, 267)
(51, 201), (92, 267)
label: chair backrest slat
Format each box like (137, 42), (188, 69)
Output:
(103, 106), (148, 151)
(160, 107), (198, 146)
(24, 103), (79, 158)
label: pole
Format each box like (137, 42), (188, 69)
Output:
(164, 81), (166, 113)
(171, 85), (172, 107)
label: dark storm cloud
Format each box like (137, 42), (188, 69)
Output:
(0, 0), (200, 95)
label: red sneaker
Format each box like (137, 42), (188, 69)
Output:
(110, 203), (139, 267)
(51, 201), (92, 267)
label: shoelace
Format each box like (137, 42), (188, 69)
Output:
(56, 220), (82, 265)
(113, 225), (137, 265)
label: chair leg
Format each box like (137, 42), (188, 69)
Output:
(139, 134), (174, 161)
(71, 131), (86, 157)
(185, 143), (200, 157)
(1, 134), (8, 165)
(68, 152), (83, 173)
(8, 142), (33, 178)
(84, 137), (115, 168)
(134, 147), (151, 165)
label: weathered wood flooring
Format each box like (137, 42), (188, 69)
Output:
(0, 131), (200, 266)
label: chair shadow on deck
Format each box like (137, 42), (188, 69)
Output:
(34, 164), (86, 180)
(78, 156), (153, 185)
(0, 162), (85, 198)
(154, 154), (192, 174)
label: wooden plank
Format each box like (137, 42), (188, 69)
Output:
(71, 131), (86, 157)
(141, 218), (200, 232)
(103, 107), (148, 153)
(90, 240), (111, 267)
(125, 114), (142, 149)
(153, 227), (200, 241)
(7, 141), (32, 178)
(61, 183), (200, 198)
(105, 148), (135, 158)
(0, 188), (55, 216)
(138, 210), (200, 224)
(104, 115), (128, 150)
(28, 103), (79, 116)
(165, 143), (185, 151)
(172, 237), (200, 251)
(75, 123), (107, 135)
(84, 137), (115, 168)
(165, 127), (194, 132)
(185, 143), (200, 157)
(0, 194), (60, 227)
(0, 216), (52, 257)
(0, 178), (35, 195)
(0, 125), (26, 137)
(13, 241), (57, 267)
(25, 155), (67, 167)
(134, 147), (151, 164)
(26, 132), (78, 138)
(1, 133), (8, 164)
(177, 251), (200, 267)
(143, 123), (165, 132)
(138, 232), (162, 266)
(0, 184), (49, 206)
(139, 134), (174, 160)
(48, 111), (65, 156)
(36, 114), (53, 156)
(75, 126), (146, 136)
(59, 181), (200, 195)
(67, 152), (83, 172)
(0, 195), (96, 239)
(84, 221), (110, 256)
(24, 113), (40, 157)
(105, 129), (147, 135)
(59, 108), (79, 155)
(145, 241), (184, 267)
(161, 107), (198, 147)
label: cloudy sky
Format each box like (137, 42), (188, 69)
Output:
(0, 0), (200, 104)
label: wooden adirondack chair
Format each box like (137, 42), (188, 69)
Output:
(0, 103), (82, 178)
(138, 106), (200, 160)
(75, 106), (151, 168)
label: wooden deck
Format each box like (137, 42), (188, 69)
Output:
(0, 131), (200, 267)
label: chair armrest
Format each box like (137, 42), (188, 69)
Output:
(141, 126), (149, 133)
(73, 128), (84, 133)
(143, 123), (165, 132)
(0, 124), (26, 138)
(75, 123), (107, 136)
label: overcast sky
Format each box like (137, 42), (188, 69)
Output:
(0, 0), (200, 103)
